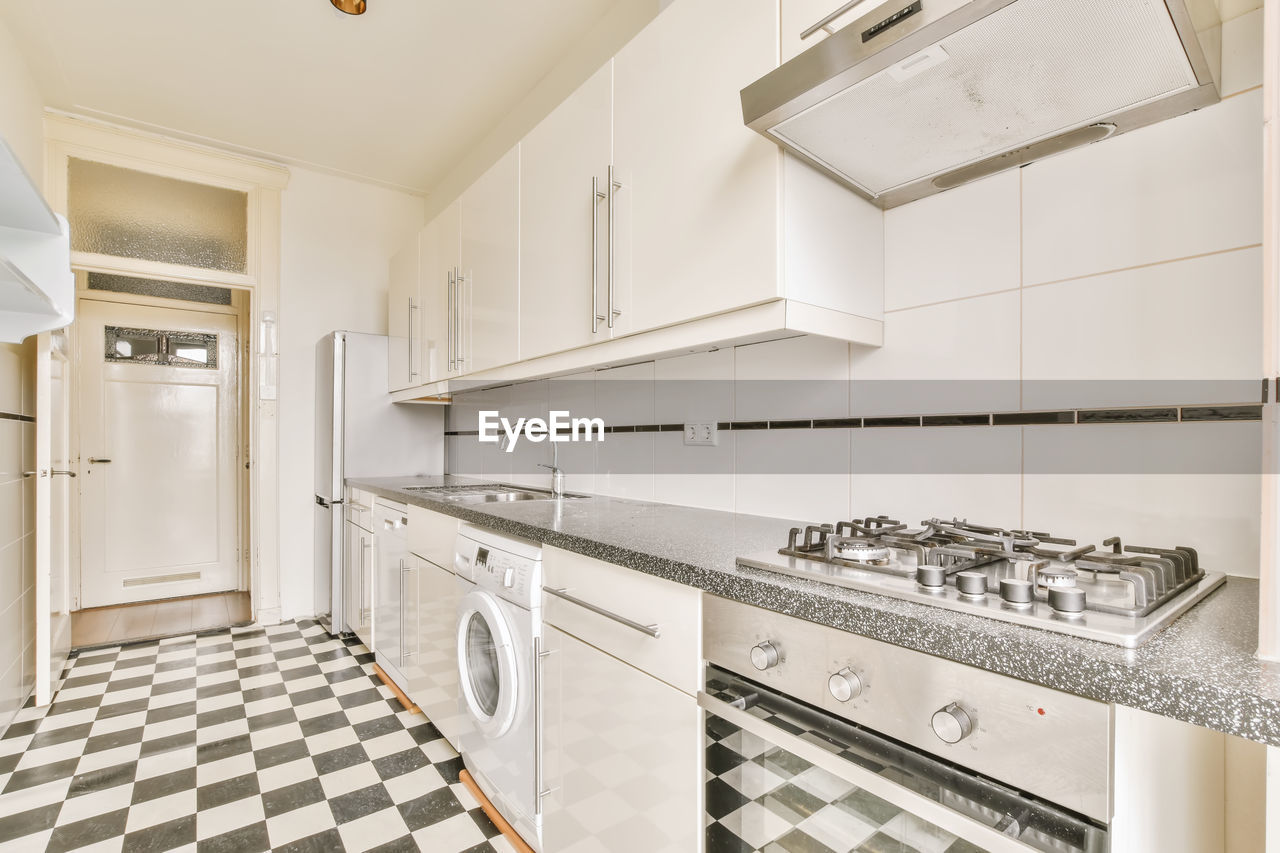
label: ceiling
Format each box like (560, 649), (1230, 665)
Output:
(0, 0), (625, 194)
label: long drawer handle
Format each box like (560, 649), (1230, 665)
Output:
(544, 587), (660, 638)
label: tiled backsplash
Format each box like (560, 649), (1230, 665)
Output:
(446, 8), (1266, 577)
(0, 341), (36, 728)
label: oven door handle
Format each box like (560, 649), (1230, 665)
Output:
(698, 692), (1036, 853)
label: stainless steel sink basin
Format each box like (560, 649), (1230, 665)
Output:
(402, 483), (587, 503)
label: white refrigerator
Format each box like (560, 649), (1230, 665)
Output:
(314, 331), (442, 635)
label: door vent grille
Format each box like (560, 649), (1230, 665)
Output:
(123, 571), (201, 587)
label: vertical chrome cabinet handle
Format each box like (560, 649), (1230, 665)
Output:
(447, 269), (455, 372)
(408, 297), (418, 380)
(456, 269), (466, 371)
(592, 176), (606, 333)
(607, 165), (623, 328)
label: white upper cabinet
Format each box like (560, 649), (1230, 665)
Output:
(519, 64), (613, 360)
(386, 235), (420, 392)
(614, 0), (883, 336)
(459, 146), (520, 374)
(387, 0), (885, 398)
(0, 139), (73, 344)
(418, 201), (460, 384)
(613, 0), (782, 335)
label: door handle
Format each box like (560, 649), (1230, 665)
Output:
(51, 470), (76, 478)
(88, 458), (111, 464)
(408, 297), (419, 381)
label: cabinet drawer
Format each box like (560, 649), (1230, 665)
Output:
(344, 488), (374, 530)
(407, 504), (458, 570)
(542, 546), (701, 695)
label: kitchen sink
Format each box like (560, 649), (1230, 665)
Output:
(402, 483), (587, 503)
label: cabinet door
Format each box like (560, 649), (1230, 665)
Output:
(419, 203), (461, 382)
(400, 557), (421, 690)
(541, 626), (702, 852)
(387, 236), (420, 391)
(613, 0), (781, 334)
(519, 63), (613, 360)
(414, 558), (465, 751)
(373, 530), (405, 672)
(459, 146), (519, 374)
(346, 522), (373, 648)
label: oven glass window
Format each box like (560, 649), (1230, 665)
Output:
(464, 613), (501, 717)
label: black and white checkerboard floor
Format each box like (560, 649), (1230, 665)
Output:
(0, 620), (515, 853)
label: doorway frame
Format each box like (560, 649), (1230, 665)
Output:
(44, 113), (290, 625)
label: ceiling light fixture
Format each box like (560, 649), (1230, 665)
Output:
(330, 0), (366, 15)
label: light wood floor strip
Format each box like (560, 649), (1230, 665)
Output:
(71, 591), (252, 648)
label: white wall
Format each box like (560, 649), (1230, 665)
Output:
(449, 8), (1266, 577)
(0, 15), (45, 182)
(277, 167), (424, 620)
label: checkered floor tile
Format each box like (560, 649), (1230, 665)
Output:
(0, 620), (516, 853)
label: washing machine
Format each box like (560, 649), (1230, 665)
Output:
(453, 523), (543, 850)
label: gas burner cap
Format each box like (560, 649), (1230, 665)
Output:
(836, 540), (891, 564)
(1038, 567), (1079, 589)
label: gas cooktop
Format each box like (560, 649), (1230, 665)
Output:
(737, 516), (1225, 647)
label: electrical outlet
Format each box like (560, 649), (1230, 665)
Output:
(683, 422), (718, 446)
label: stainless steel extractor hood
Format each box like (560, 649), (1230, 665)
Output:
(741, 0), (1222, 208)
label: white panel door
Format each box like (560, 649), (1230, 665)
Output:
(519, 63), (613, 360)
(34, 329), (71, 705)
(613, 0), (781, 334)
(418, 203), (461, 382)
(541, 625), (702, 853)
(460, 146), (520, 374)
(78, 300), (240, 607)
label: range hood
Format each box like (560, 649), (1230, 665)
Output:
(741, 0), (1222, 208)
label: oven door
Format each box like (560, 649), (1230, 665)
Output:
(701, 666), (1107, 853)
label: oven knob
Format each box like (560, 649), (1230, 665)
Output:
(750, 641), (781, 671)
(827, 668), (863, 702)
(931, 703), (975, 744)
(955, 571), (987, 597)
(916, 565), (946, 588)
(999, 578), (1034, 606)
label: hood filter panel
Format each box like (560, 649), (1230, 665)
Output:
(772, 0), (1199, 198)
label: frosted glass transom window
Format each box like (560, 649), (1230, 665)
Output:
(68, 159), (249, 273)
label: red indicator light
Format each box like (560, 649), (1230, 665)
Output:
(1037, 708), (1046, 716)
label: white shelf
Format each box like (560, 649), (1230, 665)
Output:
(0, 138), (73, 343)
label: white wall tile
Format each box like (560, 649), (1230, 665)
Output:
(884, 170), (1020, 311)
(652, 432), (735, 512)
(595, 362), (655, 427)
(1022, 90), (1263, 285)
(594, 433), (653, 501)
(1022, 248), (1261, 408)
(734, 336), (850, 421)
(0, 344), (21, 415)
(0, 480), (19, 550)
(1221, 8), (1263, 96)
(849, 290), (1020, 415)
(1022, 422), (1260, 576)
(734, 429), (851, 523)
(504, 380), (551, 488)
(0, 420), (20, 485)
(851, 426), (1022, 528)
(654, 349), (734, 425)
(1219, 0), (1264, 23)
(0, 540), (20, 619)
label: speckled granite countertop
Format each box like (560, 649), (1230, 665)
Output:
(349, 475), (1280, 746)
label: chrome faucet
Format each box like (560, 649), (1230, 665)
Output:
(539, 442), (564, 498)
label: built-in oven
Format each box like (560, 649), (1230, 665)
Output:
(701, 595), (1110, 853)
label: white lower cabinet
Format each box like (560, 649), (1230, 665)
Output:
(410, 553), (468, 751)
(540, 625), (702, 853)
(540, 546), (703, 852)
(344, 518), (373, 648)
(373, 511), (418, 692)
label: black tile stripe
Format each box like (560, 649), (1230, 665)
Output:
(442, 402), (1269, 436)
(1078, 407), (1178, 424)
(1181, 405), (1263, 422)
(0, 411), (34, 423)
(993, 411), (1076, 425)
(922, 414), (991, 427)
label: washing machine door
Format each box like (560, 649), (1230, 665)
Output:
(456, 589), (519, 738)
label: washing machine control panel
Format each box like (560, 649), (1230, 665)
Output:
(471, 544), (540, 608)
